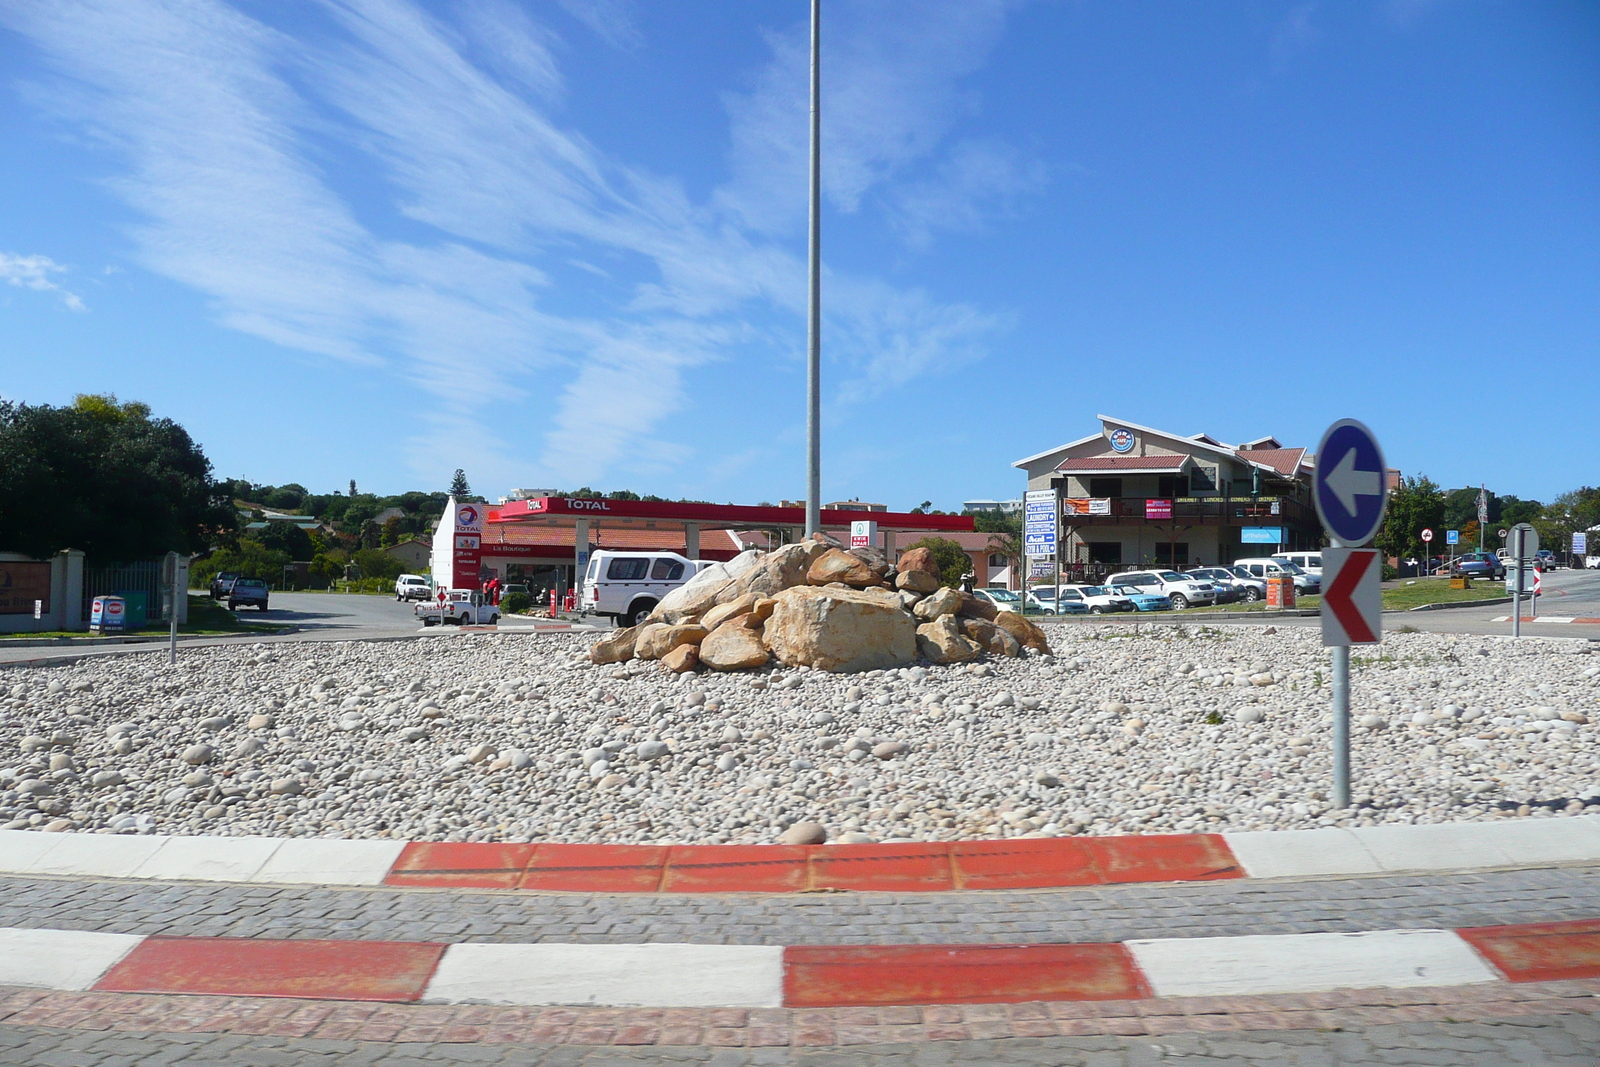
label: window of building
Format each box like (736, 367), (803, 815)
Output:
(1088, 478), (1122, 498)
(1190, 466), (1217, 492)
(987, 553), (1008, 569)
(1154, 543), (1190, 566)
(1088, 542), (1122, 564)
(1157, 475), (1183, 498)
(606, 558), (649, 581)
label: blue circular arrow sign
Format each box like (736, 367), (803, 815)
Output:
(1314, 419), (1389, 547)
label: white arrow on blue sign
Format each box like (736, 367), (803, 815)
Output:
(1313, 419), (1389, 547)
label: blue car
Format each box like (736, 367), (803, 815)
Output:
(1111, 584), (1171, 612)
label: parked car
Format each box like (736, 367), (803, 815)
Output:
(1232, 557), (1319, 595)
(1184, 567), (1244, 604)
(1189, 566), (1259, 603)
(972, 587), (1056, 615)
(209, 571), (240, 600)
(1027, 588), (1084, 615)
(415, 589), (500, 626)
(1104, 569), (1218, 610)
(1110, 584), (1172, 612)
(1057, 584), (1135, 614)
(1535, 550), (1558, 570)
(1451, 552), (1505, 580)
(227, 578), (269, 612)
(394, 574), (432, 601)
(583, 551), (716, 627)
(1273, 552), (1323, 579)
(502, 583), (531, 598)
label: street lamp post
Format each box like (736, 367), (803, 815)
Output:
(804, 0), (822, 538)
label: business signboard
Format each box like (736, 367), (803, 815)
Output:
(1241, 526), (1284, 544)
(1023, 490), (1056, 557)
(849, 520), (878, 549)
(1145, 499), (1172, 520)
(0, 562), (51, 615)
(1063, 498), (1112, 516)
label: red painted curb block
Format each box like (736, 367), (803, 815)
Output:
(783, 943), (1151, 1007)
(383, 834), (1242, 894)
(1458, 919), (1600, 984)
(95, 936), (447, 1002)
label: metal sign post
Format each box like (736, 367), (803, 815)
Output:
(1508, 523), (1537, 638)
(1312, 420), (1390, 810)
(165, 552), (181, 666)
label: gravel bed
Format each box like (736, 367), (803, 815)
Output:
(1, 627), (1597, 844)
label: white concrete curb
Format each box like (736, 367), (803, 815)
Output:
(422, 943), (787, 1007)
(0, 829), (404, 886)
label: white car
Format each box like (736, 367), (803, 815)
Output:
(415, 589), (499, 626)
(394, 574), (432, 601)
(1104, 569), (1219, 610)
(1233, 557), (1319, 595)
(971, 587), (1054, 614)
(1273, 552), (1323, 580)
(1058, 584), (1135, 614)
(584, 551), (715, 627)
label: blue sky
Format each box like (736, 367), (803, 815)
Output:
(2, 0), (1596, 507)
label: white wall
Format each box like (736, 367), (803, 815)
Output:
(0, 551), (85, 633)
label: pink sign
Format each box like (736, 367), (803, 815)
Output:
(1145, 499), (1173, 520)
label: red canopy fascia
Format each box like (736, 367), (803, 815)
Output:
(491, 497), (974, 534)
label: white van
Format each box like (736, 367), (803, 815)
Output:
(1273, 552), (1323, 579)
(1233, 557), (1320, 594)
(584, 551), (715, 627)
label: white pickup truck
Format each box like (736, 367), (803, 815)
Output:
(583, 551), (715, 627)
(415, 589), (500, 627)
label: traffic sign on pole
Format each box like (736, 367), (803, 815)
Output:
(1420, 528), (1433, 543)
(1313, 420), (1389, 547)
(1446, 530), (1459, 546)
(1321, 548), (1382, 646)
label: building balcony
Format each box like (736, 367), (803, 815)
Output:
(1060, 496), (1316, 527)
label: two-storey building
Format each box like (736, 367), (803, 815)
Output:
(1012, 415), (1324, 573)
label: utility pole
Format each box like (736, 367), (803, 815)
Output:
(804, 0), (822, 538)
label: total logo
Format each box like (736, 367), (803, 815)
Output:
(566, 499), (611, 511)
(456, 505), (480, 527)
(1108, 427), (1135, 454)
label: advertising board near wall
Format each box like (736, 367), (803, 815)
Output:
(1242, 526), (1284, 544)
(0, 562), (51, 615)
(1063, 498), (1112, 516)
(1145, 499), (1172, 520)
(451, 502), (484, 589)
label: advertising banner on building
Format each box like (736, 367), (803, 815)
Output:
(1145, 499), (1173, 520)
(0, 562), (51, 615)
(1063, 498), (1112, 516)
(1242, 526), (1284, 544)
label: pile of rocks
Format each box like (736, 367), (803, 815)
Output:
(590, 539), (1050, 673)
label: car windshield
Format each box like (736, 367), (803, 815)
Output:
(236, 580), (266, 589)
(1080, 587), (1108, 596)
(1158, 572), (1186, 581)
(1273, 561), (1306, 574)
(1113, 586), (1143, 596)
(987, 589), (1020, 602)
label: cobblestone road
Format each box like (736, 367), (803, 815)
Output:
(3, 1013), (1597, 1065)
(2, 865), (1596, 946)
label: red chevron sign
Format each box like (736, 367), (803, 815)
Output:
(1321, 547), (1381, 646)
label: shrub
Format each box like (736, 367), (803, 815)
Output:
(500, 591), (532, 615)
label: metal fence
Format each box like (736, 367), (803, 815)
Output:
(82, 560), (168, 623)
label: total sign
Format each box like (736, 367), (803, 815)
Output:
(454, 503), (483, 533)
(452, 502), (484, 589)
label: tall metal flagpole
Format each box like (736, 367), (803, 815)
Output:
(804, 0), (822, 538)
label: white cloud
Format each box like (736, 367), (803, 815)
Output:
(0, 251), (86, 311)
(886, 139), (1048, 248)
(3, 0), (1026, 489)
(555, 0), (642, 51)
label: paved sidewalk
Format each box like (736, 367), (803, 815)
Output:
(2, 983), (1597, 1063)
(3, 865), (1596, 946)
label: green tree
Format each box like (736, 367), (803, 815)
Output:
(352, 548), (404, 582)
(1537, 487), (1600, 558)
(1375, 475), (1446, 564)
(189, 540), (291, 587)
(902, 536), (974, 588)
(449, 469), (472, 498)
(254, 520), (313, 560)
(0, 394), (236, 561)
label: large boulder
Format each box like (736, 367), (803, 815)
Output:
(589, 624), (640, 664)
(895, 568), (939, 595)
(805, 549), (882, 588)
(699, 621), (772, 671)
(992, 610), (1051, 654)
(713, 540), (830, 604)
(896, 546), (939, 576)
(916, 615), (982, 664)
(762, 586), (917, 673)
(913, 586), (963, 621)
(635, 623), (710, 661)
(956, 593), (999, 621)
(660, 644), (699, 673)
(702, 592), (759, 631)
(650, 550), (763, 623)
(960, 617), (1021, 658)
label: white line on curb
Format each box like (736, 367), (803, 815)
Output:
(1127, 929), (1501, 998)
(422, 943), (786, 1007)
(0, 927), (144, 990)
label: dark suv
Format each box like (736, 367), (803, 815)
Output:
(1451, 552), (1504, 580)
(209, 571), (240, 600)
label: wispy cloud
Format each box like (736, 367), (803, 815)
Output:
(555, 0), (642, 51)
(2, 0), (1026, 490)
(0, 251), (86, 311)
(1270, 2), (1321, 70)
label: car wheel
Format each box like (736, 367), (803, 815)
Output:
(260, 604), (268, 612)
(489, 614), (499, 625)
(1090, 606), (1104, 615)
(1169, 594), (1188, 610)
(622, 600), (657, 628)
(1243, 588), (1262, 602)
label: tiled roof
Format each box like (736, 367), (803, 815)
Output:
(1236, 448), (1307, 477)
(1055, 456), (1190, 472)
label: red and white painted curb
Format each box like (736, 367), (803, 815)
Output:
(2, 816), (1597, 893)
(1491, 615), (1600, 624)
(2, 919), (1597, 1008)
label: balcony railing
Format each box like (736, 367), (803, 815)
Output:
(1061, 496), (1314, 526)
